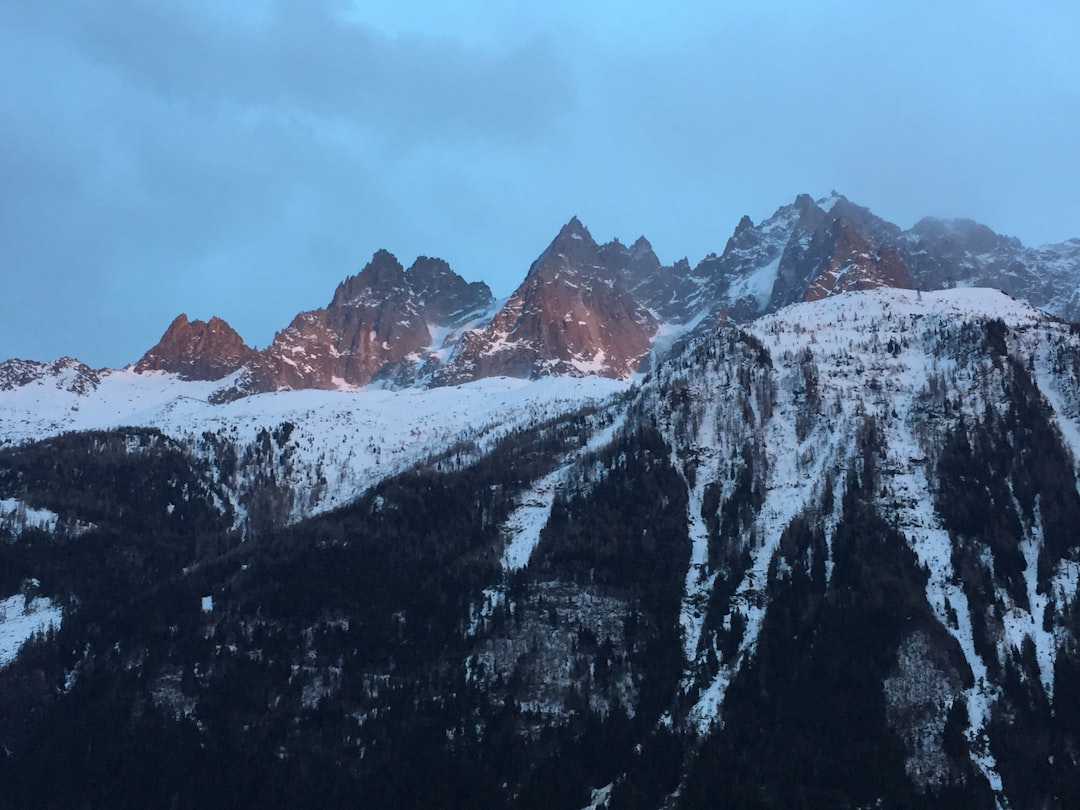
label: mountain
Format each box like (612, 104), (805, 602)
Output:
(138, 251), (494, 398)
(897, 217), (1080, 318)
(5, 194), (1080, 807)
(119, 193), (1080, 398)
(435, 217), (664, 383)
(5, 287), (1080, 807)
(135, 314), (256, 380)
(242, 251), (494, 392)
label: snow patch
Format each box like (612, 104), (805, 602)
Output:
(0, 592), (62, 668)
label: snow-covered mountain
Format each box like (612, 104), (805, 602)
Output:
(4, 195), (1080, 807)
(40, 192), (1080, 401)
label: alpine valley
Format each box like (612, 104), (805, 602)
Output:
(4, 192), (1080, 808)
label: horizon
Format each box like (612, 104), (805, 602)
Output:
(3, 2), (1078, 368)
(3, 191), (1068, 370)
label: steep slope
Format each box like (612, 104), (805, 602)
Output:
(436, 218), (662, 383)
(697, 191), (1080, 329)
(231, 251), (494, 394)
(646, 287), (1080, 807)
(5, 286), (1080, 808)
(691, 192), (914, 323)
(134, 314), (256, 380)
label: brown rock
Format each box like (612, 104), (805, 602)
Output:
(437, 217), (659, 383)
(134, 314), (256, 380)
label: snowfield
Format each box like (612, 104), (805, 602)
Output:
(653, 287), (1073, 799)
(0, 368), (629, 524)
(0, 592), (62, 668)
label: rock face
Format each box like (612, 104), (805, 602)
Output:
(896, 218), (1080, 319)
(121, 192), (1080, 397)
(436, 218), (662, 383)
(253, 253), (490, 394)
(0, 357), (100, 394)
(801, 218), (914, 302)
(134, 315), (256, 380)
(240, 251), (493, 393)
(698, 191), (1080, 324)
(689, 193), (914, 322)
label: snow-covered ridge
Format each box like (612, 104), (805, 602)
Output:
(0, 366), (629, 525)
(756, 286), (1044, 336)
(641, 285), (1077, 800)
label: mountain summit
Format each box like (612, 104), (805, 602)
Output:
(75, 193), (1080, 398)
(6, 193), (1080, 808)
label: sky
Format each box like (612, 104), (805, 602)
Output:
(2, 1), (1079, 368)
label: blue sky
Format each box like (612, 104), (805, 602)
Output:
(3, 1), (1079, 367)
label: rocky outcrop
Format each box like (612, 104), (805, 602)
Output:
(120, 193), (1080, 397)
(436, 218), (660, 383)
(134, 315), (256, 380)
(0, 357), (101, 394)
(802, 218), (915, 301)
(227, 251), (493, 395)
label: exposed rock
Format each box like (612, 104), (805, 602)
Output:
(134, 314), (256, 380)
(231, 251), (493, 395)
(802, 218), (915, 301)
(120, 192), (1080, 399)
(0, 357), (101, 395)
(436, 218), (659, 384)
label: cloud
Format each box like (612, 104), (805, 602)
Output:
(0, 1), (576, 365)
(2, 1), (1079, 368)
(6, 0), (573, 145)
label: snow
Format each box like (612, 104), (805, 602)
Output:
(725, 254), (780, 311)
(0, 366), (629, 526)
(500, 406), (629, 572)
(997, 501), (1055, 697)
(582, 783), (613, 810)
(0, 498), (61, 535)
(663, 286), (1047, 800)
(0, 592), (62, 668)
(201, 595), (214, 613)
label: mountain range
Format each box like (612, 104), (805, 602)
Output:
(3, 192), (1080, 808)
(122, 192), (1080, 397)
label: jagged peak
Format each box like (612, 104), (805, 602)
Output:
(331, 249), (408, 307)
(815, 190), (848, 212)
(733, 214), (755, 235)
(159, 312), (242, 338)
(526, 216), (602, 279)
(793, 192), (819, 212)
(560, 215), (590, 240)
(630, 235), (654, 256)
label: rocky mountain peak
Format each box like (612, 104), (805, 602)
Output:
(133, 313), (255, 380)
(802, 216), (914, 302)
(435, 217), (662, 384)
(630, 235), (654, 256)
(112, 192), (1080, 398)
(330, 249), (408, 308)
(527, 217), (601, 279)
(406, 256), (493, 324)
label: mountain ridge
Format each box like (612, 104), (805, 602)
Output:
(19, 192), (1079, 399)
(5, 283), (1080, 807)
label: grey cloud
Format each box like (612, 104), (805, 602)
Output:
(5, 0), (573, 145)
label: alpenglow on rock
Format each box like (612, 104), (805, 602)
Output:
(93, 192), (1080, 399)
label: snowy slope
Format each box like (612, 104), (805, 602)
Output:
(0, 592), (61, 668)
(640, 286), (1079, 801)
(0, 369), (629, 525)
